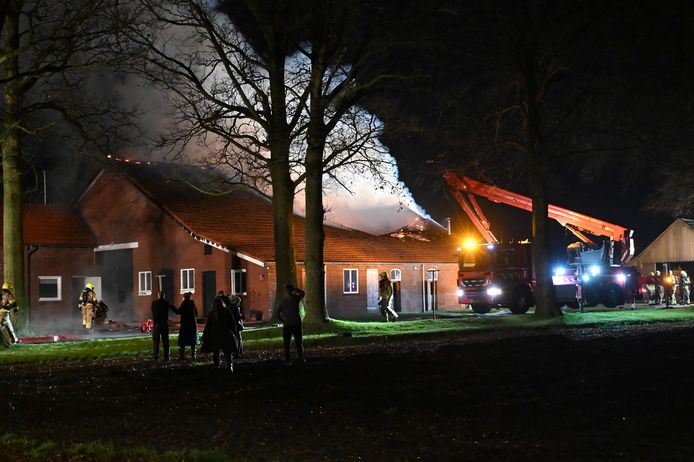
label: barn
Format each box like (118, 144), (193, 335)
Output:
(629, 218), (694, 274)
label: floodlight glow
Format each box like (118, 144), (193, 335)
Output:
(617, 273), (626, 283)
(486, 287), (502, 297)
(589, 265), (601, 276)
(554, 267), (566, 276)
(581, 274), (591, 282)
(463, 239), (476, 249)
(456, 288), (464, 297)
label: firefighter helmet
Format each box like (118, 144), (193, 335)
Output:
(85, 282), (95, 291)
(379, 271), (388, 279)
(1, 282), (11, 290)
(682, 271), (688, 278)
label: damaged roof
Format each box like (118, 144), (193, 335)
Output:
(116, 161), (459, 264)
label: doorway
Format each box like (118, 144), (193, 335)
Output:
(96, 249), (133, 320)
(366, 269), (378, 310)
(424, 269), (439, 312)
(390, 268), (402, 312)
(202, 271), (217, 316)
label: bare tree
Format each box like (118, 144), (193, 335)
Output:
(115, 0), (314, 313)
(1, 0), (126, 331)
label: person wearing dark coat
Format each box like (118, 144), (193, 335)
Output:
(226, 294), (244, 358)
(151, 291), (176, 362)
(201, 296), (235, 371)
(278, 283), (305, 366)
(173, 292), (198, 360)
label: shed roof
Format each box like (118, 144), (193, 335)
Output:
(630, 218), (694, 267)
(114, 161), (458, 264)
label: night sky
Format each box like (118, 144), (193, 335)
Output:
(356, 0), (693, 259)
(22, 0), (693, 263)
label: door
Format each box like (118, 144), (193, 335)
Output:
(390, 269), (402, 312)
(202, 271), (217, 316)
(71, 276), (102, 323)
(366, 269), (378, 310)
(96, 249), (133, 320)
(424, 269), (439, 312)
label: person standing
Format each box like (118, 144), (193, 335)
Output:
(77, 282), (98, 329)
(0, 283), (19, 345)
(227, 294), (244, 358)
(151, 291), (176, 362)
(378, 271), (397, 322)
(681, 271), (691, 305)
(173, 292), (198, 361)
(201, 297), (235, 371)
(278, 283), (305, 366)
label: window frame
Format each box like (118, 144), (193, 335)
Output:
(37, 276), (62, 301)
(231, 269), (247, 295)
(138, 271), (152, 296)
(343, 268), (359, 294)
(390, 268), (402, 282)
(180, 268), (195, 294)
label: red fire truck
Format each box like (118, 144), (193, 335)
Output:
(444, 172), (636, 313)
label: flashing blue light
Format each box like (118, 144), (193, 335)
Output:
(486, 243), (495, 250)
(554, 267), (566, 276)
(589, 265), (601, 276)
(581, 274), (591, 282)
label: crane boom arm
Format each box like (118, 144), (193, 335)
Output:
(444, 171), (634, 262)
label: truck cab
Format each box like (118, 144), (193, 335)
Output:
(457, 242), (535, 314)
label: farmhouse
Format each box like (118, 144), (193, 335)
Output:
(8, 161), (461, 328)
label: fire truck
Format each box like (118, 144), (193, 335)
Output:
(443, 171), (636, 314)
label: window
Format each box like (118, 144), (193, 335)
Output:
(138, 271), (152, 296)
(427, 269), (439, 282)
(390, 269), (402, 282)
(180, 269), (195, 293)
(38, 276), (61, 301)
(343, 269), (358, 294)
(231, 269), (247, 295)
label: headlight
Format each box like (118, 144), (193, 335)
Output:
(486, 287), (502, 297)
(589, 265), (601, 276)
(456, 288), (464, 297)
(617, 273), (626, 283)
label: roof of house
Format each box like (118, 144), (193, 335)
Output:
(114, 161), (459, 264)
(1, 203), (96, 247)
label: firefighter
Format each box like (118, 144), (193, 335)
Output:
(681, 271), (691, 305)
(0, 283), (19, 345)
(668, 270), (678, 305)
(654, 271), (664, 305)
(645, 272), (656, 305)
(378, 271), (398, 322)
(77, 282), (98, 329)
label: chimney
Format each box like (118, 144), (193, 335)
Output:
(443, 217), (451, 235)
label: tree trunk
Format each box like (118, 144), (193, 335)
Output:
(267, 44), (297, 321)
(521, 39), (560, 318)
(2, 6), (28, 333)
(304, 140), (328, 323)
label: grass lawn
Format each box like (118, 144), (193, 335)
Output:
(1, 306), (693, 364)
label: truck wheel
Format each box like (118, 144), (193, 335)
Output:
(583, 287), (600, 307)
(510, 289), (531, 314)
(471, 303), (491, 314)
(602, 284), (625, 308)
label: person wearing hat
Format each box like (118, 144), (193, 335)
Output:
(0, 283), (19, 344)
(77, 282), (98, 329)
(378, 272), (398, 322)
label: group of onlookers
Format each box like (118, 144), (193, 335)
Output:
(151, 283), (306, 372)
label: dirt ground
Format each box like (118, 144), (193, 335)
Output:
(2, 322), (694, 461)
